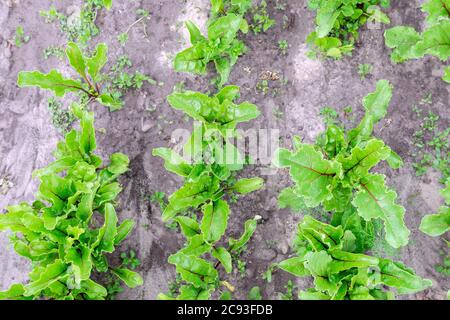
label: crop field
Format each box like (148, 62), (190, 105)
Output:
(0, 0), (448, 301)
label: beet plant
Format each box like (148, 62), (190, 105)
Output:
(275, 80), (409, 249)
(153, 86), (264, 299)
(0, 106), (142, 300)
(174, 1), (249, 87)
(18, 42), (123, 111)
(384, 0), (450, 83)
(306, 0), (390, 59)
(274, 216), (432, 300)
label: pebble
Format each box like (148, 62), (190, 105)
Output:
(278, 240), (289, 255)
(3, 46), (11, 58)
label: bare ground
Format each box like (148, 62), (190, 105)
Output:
(0, 0), (448, 300)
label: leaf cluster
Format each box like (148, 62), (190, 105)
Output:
(384, 0), (450, 83)
(275, 80), (409, 249)
(174, 2), (249, 87)
(153, 86), (263, 299)
(18, 42), (123, 111)
(0, 106), (142, 300)
(276, 216), (432, 300)
(307, 0), (390, 59)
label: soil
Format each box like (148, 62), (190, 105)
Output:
(0, 0), (448, 300)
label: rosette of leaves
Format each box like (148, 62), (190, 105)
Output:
(18, 42), (122, 111)
(306, 0), (391, 59)
(274, 80), (410, 249)
(384, 0), (450, 83)
(420, 178), (450, 237)
(174, 13), (249, 87)
(274, 216), (432, 300)
(153, 86), (264, 300)
(0, 106), (142, 300)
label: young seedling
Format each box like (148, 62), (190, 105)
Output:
(18, 42), (123, 111)
(174, 13), (249, 87)
(13, 26), (30, 47)
(0, 106), (142, 300)
(358, 63), (373, 80)
(251, 1), (276, 34)
(306, 0), (390, 59)
(39, 0), (113, 46)
(47, 97), (77, 133)
(153, 86), (264, 300)
(278, 39), (289, 55)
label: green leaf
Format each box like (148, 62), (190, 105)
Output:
(114, 219), (135, 245)
(278, 257), (310, 277)
(212, 247), (232, 273)
(24, 259), (67, 297)
(66, 42), (87, 79)
(179, 234), (212, 256)
(95, 203), (118, 253)
(177, 285), (211, 300)
(443, 65), (450, 83)
(153, 147), (193, 177)
(186, 21), (205, 44)
(80, 279), (107, 299)
(208, 14), (243, 43)
(441, 178), (450, 204)
(231, 177), (264, 194)
(352, 174), (410, 248)
(102, 0), (112, 9)
(112, 268), (144, 288)
(278, 187), (307, 213)
(419, 206), (450, 237)
(65, 245), (92, 284)
(384, 26), (423, 63)
(17, 70), (83, 97)
(362, 80), (393, 124)
(228, 218), (257, 252)
(248, 286), (262, 300)
(97, 93), (123, 111)
(378, 259), (432, 294)
(86, 43), (108, 82)
(162, 175), (218, 221)
(201, 199), (230, 243)
(367, 6), (390, 24)
(338, 139), (391, 182)
(79, 109), (97, 156)
(174, 45), (208, 75)
(386, 150), (404, 169)
(0, 284), (26, 300)
(274, 144), (342, 207)
(315, 0), (340, 37)
(415, 20), (450, 61)
(422, 0), (450, 25)
(174, 216), (201, 238)
(349, 80), (393, 145)
(168, 253), (218, 288)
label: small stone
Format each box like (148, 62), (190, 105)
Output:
(4, 47), (11, 58)
(278, 241), (289, 255)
